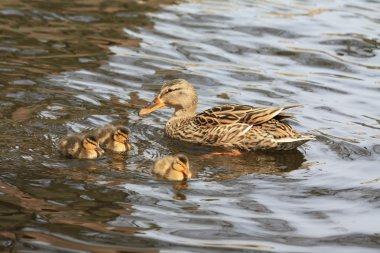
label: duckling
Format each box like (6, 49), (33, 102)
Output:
(93, 125), (132, 153)
(153, 154), (192, 181)
(59, 134), (104, 159)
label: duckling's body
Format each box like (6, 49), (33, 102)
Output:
(153, 154), (192, 181)
(140, 79), (314, 151)
(59, 134), (104, 159)
(93, 125), (131, 153)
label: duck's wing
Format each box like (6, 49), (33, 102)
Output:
(194, 104), (301, 127)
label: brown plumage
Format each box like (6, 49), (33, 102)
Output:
(139, 79), (314, 151)
(92, 125), (132, 153)
(153, 154), (192, 181)
(59, 134), (104, 159)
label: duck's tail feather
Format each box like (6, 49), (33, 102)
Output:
(275, 105), (303, 121)
(275, 135), (315, 150)
(283, 104), (303, 110)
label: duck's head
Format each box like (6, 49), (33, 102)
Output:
(139, 79), (198, 117)
(171, 154), (192, 179)
(113, 126), (132, 149)
(82, 135), (104, 156)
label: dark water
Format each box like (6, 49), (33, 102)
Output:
(1, 0), (380, 252)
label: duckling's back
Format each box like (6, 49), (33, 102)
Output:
(91, 125), (131, 152)
(93, 125), (115, 144)
(59, 135), (82, 158)
(153, 156), (186, 181)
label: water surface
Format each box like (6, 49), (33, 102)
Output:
(1, 0), (380, 252)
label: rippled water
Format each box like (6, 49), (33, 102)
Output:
(1, 0), (380, 252)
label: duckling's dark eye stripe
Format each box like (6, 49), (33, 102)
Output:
(119, 132), (129, 139)
(87, 139), (97, 145)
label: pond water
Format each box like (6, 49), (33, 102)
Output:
(1, 0), (380, 252)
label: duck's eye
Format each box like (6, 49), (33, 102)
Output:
(162, 87), (180, 97)
(166, 87), (181, 93)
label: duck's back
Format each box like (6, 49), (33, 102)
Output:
(165, 104), (314, 150)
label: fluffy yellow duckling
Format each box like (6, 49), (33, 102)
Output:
(153, 154), (192, 181)
(93, 125), (132, 153)
(59, 134), (104, 159)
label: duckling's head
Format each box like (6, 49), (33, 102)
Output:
(112, 126), (130, 143)
(82, 135), (104, 156)
(112, 126), (132, 150)
(139, 79), (198, 117)
(154, 154), (192, 181)
(172, 154), (192, 179)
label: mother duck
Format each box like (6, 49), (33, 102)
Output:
(139, 79), (314, 154)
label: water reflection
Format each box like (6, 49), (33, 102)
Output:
(197, 149), (307, 181)
(1, 0), (380, 252)
(0, 0), (174, 84)
(0, 178), (157, 252)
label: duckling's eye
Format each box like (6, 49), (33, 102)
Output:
(116, 131), (128, 139)
(85, 138), (98, 147)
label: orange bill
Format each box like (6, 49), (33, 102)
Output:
(173, 163), (192, 179)
(182, 165), (192, 179)
(139, 97), (165, 116)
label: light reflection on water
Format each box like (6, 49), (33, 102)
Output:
(1, 0), (380, 252)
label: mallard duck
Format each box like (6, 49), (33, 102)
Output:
(59, 134), (104, 159)
(92, 125), (131, 153)
(139, 79), (314, 152)
(153, 154), (192, 181)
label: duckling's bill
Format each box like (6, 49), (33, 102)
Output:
(139, 97), (165, 116)
(173, 162), (192, 179)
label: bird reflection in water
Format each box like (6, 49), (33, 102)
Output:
(161, 148), (307, 200)
(172, 181), (189, 200)
(196, 149), (307, 181)
(108, 153), (129, 171)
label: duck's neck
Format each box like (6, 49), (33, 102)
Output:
(173, 105), (197, 118)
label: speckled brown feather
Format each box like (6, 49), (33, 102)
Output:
(195, 104), (302, 126)
(166, 104), (313, 151)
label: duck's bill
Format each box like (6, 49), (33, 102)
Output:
(139, 97), (165, 116)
